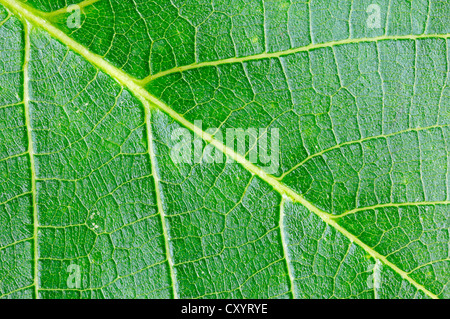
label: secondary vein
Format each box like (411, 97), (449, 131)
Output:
(40, 0), (100, 18)
(332, 201), (450, 218)
(22, 20), (39, 299)
(279, 197), (296, 298)
(144, 103), (179, 299)
(138, 33), (450, 85)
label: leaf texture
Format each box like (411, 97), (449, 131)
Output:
(0, 0), (449, 299)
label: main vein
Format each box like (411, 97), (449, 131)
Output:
(1, 0), (442, 299)
(22, 19), (39, 299)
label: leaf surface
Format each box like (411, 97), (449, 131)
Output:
(0, 0), (449, 299)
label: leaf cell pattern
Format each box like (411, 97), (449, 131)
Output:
(0, 0), (449, 299)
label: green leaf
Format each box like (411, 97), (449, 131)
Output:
(0, 0), (448, 299)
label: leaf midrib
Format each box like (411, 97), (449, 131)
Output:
(3, 0), (444, 299)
